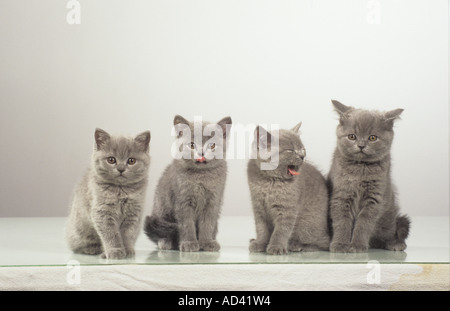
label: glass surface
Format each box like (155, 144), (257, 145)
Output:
(0, 216), (448, 267)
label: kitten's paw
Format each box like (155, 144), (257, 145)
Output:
(249, 239), (266, 253)
(180, 241), (200, 252)
(76, 245), (102, 255)
(349, 243), (368, 253)
(266, 244), (288, 255)
(386, 241), (407, 251)
(289, 242), (321, 252)
(125, 248), (135, 257)
(288, 240), (304, 252)
(199, 240), (220, 252)
(329, 242), (351, 253)
(158, 238), (174, 250)
(101, 248), (127, 259)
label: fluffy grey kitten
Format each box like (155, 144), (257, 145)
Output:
(66, 128), (151, 259)
(144, 115), (232, 252)
(328, 100), (410, 253)
(248, 123), (330, 255)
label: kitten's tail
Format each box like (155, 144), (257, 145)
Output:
(143, 215), (178, 244)
(396, 214), (411, 241)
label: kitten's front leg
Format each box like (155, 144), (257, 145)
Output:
(197, 203), (220, 252)
(249, 206), (271, 253)
(350, 197), (382, 252)
(175, 200), (200, 252)
(266, 205), (296, 255)
(120, 212), (142, 257)
(92, 208), (126, 259)
(329, 195), (354, 253)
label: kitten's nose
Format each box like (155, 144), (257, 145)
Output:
(358, 145), (366, 150)
(296, 150), (306, 160)
(117, 164), (126, 174)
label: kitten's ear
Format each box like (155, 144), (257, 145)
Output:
(331, 99), (351, 113)
(331, 99), (352, 124)
(94, 128), (110, 151)
(173, 115), (190, 126)
(135, 131), (151, 153)
(384, 109), (404, 121)
(217, 116), (232, 138)
(384, 108), (404, 128)
(291, 122), (302, 134)
(255, 125), (272, 149)
(173, 115), (190, 138)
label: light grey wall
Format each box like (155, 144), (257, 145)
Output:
(0, 0), (448, 217)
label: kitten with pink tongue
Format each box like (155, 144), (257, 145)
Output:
(144, 115), (232, 252)
(247, 122), (330, 255)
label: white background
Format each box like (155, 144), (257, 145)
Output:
(0, 0), (448, 217)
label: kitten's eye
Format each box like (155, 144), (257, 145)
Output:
(127, 158), (136, 165)
(107, 157), (116, 164)
(368, 135), (378, 142)
(347, 134), (357, 141)
(208, 143), (215, 150)
(188, 142), (195, 149)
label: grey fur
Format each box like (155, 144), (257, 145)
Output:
(66, 128), (151, 259)
(247, 124), (330, 255)
(144, 115), (232, 252)
(328, 100), (410, 253)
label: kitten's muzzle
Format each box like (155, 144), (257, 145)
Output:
(117, 164), (126, 175)
(287, 152), (305, 177)
(294, 149), (306, 161)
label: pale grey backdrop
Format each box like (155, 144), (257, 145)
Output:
(0, 0), (448, 217)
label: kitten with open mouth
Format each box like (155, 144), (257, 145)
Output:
(247, 122), (330, 255)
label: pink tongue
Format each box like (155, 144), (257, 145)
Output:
(288, 167), (300, 176)
(196, 156), (206, 163)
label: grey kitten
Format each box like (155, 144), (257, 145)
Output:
(248, 123), (330, 255)
(328, 100), (410, 253)
(66, 128), (151, 259)
(144, 115), (232, 252)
